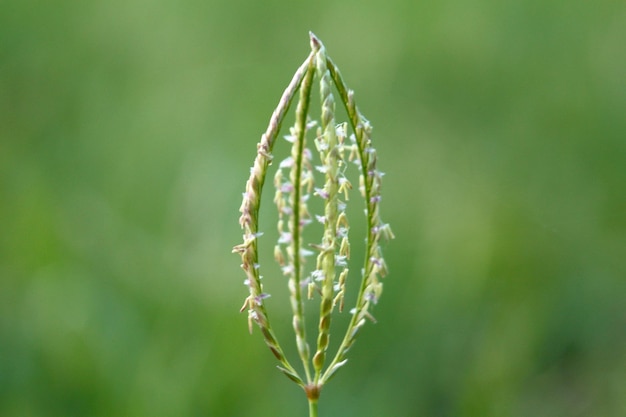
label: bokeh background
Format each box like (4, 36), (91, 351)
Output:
(1, 0), (625, 416)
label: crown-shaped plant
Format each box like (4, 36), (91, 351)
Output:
(233, 32), (393, 417)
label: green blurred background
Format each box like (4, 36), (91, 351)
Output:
(1, 0), (625, 416)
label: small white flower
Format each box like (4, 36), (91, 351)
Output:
(279, 157), (294, 168)
(314, 188), (329, 199)
(255, 293), (271, 305)
(335, 255), (347, 267)
(278, 232), (292, 244)
(335, 123), (347, 137)
(311, 269), (325, 282)
(315, 137), (329, 152)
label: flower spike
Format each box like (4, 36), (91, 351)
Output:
(233, 32), (393, 415)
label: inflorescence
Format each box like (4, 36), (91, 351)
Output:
(233, 32), (393, 407)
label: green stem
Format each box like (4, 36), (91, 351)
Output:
(291, 58), (316, 383)
(320, 56), (376, 384)
(234, 50), (316, 388)
(312, 40), (339, 384)
(308, 398), (318, 417)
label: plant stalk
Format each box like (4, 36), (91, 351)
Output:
(308, 398), (318, 417)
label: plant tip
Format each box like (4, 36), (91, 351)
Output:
(309, 31), (321, 50)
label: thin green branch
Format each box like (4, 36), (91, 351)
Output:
(291, 58), (316, 384)
(312, 40), (340, 384)
(320, 56), (385, 384)
(233, 50), (316, 387)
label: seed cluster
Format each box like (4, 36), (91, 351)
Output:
(233, 32), (393, 397)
